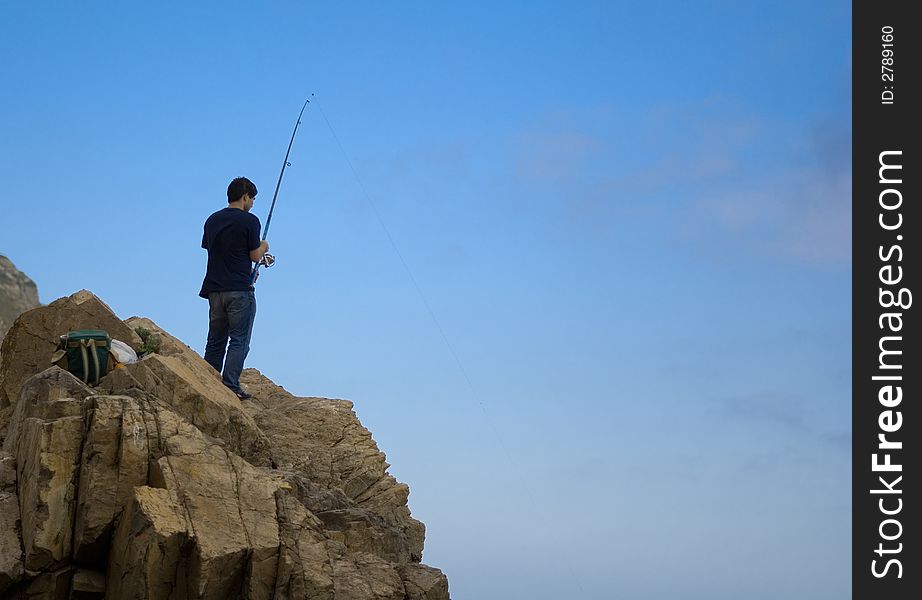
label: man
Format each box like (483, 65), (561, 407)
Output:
(199, 176), (270, 399)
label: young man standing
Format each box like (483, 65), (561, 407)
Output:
(199, 176), (270, 399)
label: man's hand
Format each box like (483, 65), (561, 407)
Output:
(249, 240), (270, 262)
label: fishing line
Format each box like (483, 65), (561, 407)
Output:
(316, 101), (484, 414)
(315, 97), (586, 595)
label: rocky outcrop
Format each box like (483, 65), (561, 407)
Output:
(0, 290), (449, 598)
(0, 290), (142, 409)
(238, 371), (426, 564)
(0, 255), (40, 346)
(0, 451), (22, 593)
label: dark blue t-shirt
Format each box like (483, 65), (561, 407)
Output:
(199, 207), (262, 298)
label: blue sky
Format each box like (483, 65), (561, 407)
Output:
(1, 2), (851, 598)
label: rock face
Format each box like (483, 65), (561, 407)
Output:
(0, 290), (142, 409)
(0, 255), (40, 345)
(0, 291), (449, 598)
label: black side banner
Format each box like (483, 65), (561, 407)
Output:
(853, 2), (919, 598)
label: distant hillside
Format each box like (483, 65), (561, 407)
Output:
(0, 255), (40, 341)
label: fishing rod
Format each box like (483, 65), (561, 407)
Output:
(253, 95), (312, 283)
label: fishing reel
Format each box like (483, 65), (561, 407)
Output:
(258, 253), (276, 268)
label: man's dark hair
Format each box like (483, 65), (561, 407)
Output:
(227, 177), (258, 203)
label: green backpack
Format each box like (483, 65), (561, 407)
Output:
(53, 330), (112, 385)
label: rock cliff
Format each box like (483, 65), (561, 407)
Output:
(0, 290), (449, 599)
(0, 255), (40, 344)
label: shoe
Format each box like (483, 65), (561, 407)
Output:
(227, 386), (252, 400)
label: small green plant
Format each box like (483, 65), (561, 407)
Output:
(135, 326), (162, 355)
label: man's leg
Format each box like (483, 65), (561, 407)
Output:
(222, 291), (256, 392)
(203, 292), (230, 373)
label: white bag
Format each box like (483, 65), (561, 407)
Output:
(110, 339), (139, 365)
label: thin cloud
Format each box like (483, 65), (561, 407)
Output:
(690, 166), (851, 265)
(502, 98), (851, 268)
(720, 391), (813, 431)
(513, 131), (605, 184)
(819, 431), (851, 451)
(775, 171), (851, 263)
(716, 391), (850, 450)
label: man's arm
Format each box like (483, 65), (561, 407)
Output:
(247, 215), (268, 262)
(249, 240), (269, 262)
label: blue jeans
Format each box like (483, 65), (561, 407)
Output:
(204, 291), (256, 391)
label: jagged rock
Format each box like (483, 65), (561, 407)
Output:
(0, 255), (40, 344)
(327, 548), (406, 600)
(15, 396), (85, 571)
(73, 395), (152, 567)
(0, 451), (24, 594)
(317, 509), (413, 564)
(70, 568), (106, 598)
(0, 290), (141, 409)
(124, 316), (198, 361)
(273, 494), (413, 600)
(272, 469), (354, 514)
(120, 316), (272, 466)
(106, 486), (192, 600)
(4, 566), (75, 599)
(1, 368), (94, 590)
(3, 367), (95, 456)
(273, 490), (336, 599)
(0, 405), (12, 452)
(0, 292), (450, 599)
(241, 370), (426, 563)
(398, 564), (451, 600)
(80, 394), (283, 599)
(100, 353), (270, 466)
(149, 409), (283, 600)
